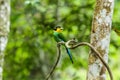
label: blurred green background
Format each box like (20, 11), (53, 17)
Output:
(3, 0), (120, 80)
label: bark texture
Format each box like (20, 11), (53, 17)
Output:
(87, 0), (114, 80)
(0, 0), (10, 79)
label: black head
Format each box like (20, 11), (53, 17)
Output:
(54, 25), (62, 30)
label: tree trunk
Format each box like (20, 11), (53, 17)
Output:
(87, 0), (114, 80)
(0, 0), (10, 79)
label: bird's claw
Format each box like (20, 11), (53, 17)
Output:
(65, 38), (78, 48)
(57, 41), (65, 47)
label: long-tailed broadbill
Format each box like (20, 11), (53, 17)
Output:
(53, 26), (73, 63)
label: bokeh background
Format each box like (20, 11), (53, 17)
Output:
(3, 0), (120, 80)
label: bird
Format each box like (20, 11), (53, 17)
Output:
(53, 25), (73, 63)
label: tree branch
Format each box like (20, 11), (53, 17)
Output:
(68, 41), (113, 80)
(45, 41), (113, 80)
(45, 43), (62, 80)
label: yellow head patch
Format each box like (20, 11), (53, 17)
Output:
(56, 28), (63, 32)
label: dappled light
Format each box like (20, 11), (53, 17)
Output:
(1, 0), (120, 80)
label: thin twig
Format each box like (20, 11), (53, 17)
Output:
(45, 44), (61, 80)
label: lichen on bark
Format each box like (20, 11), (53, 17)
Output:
(87, 0), (114, 80)
(0, 0), (10, 79)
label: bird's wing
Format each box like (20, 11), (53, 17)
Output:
(58, 32), (66, 42)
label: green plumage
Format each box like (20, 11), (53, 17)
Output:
(53, 31), (74, 63)
(53, 31), (66, 42)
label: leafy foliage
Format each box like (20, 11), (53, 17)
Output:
(3, 0), (120, 80)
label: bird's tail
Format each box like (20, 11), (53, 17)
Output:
(65, 47), (73, 63)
